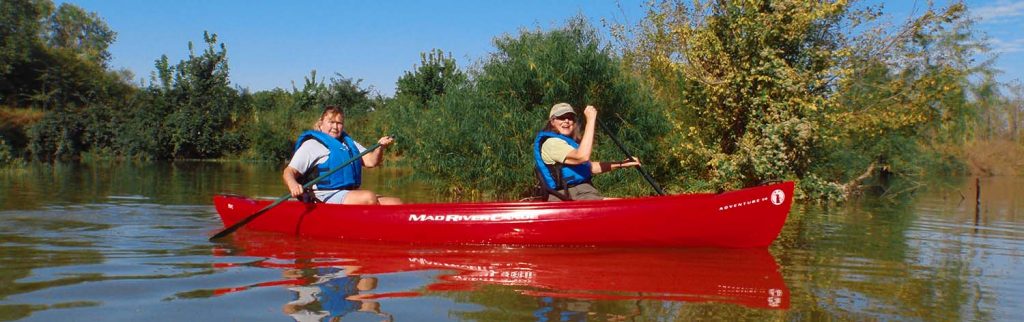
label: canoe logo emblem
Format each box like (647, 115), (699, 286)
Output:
(770, 189), (785, 206)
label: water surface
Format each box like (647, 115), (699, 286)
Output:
(0, 162), (1021, 321)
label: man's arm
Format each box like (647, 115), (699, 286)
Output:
(284, 140), (320, 197)
(361, 136), (394, 167)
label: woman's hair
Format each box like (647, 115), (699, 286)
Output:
(540, 116), (581, 142)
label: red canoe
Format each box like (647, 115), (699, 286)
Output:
(213, 181), (794, 248)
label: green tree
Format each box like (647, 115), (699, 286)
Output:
(826, 2), (989, 189)
(618, 0), (985, 199)
(0, 0), (46, 77)
(160, 32), (241, 159)
(621, 0), (853, 192)
(1, 0), (119, 109)
(289, 70), (378, 116)
(378, 49), (469, 158)
(11, 0), (133, 160)
(322, 74), (378, 118)
(394, 49), (467, 109)
(45, 3), (115, 66)
(0, 0), (51, 105)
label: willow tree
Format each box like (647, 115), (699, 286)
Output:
(618, 0), (983, 199)
(826, 2), (991, 191)
(619, 0), (853, 195)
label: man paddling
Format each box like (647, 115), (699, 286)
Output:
(283, 105), (402, 205)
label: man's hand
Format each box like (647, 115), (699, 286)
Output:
(283, 167), (305, 198)
(287, 182), (304, 198)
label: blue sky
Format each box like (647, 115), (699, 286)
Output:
(61, 0), (1023, 96)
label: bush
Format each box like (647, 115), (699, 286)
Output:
(27, 106), (83, 161)
(245, 120), (294, 161)
(233, 73), (382, 162)
(117, 89), (171, 159)
(375, 17), (671, 199)
(0, 137), (22, 167)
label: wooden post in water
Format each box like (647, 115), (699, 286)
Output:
(975, 177), (981, 225)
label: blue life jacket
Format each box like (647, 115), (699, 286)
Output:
(294, 130), (362, 190)
(533, 131), (592, 190)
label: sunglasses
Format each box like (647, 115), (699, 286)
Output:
(553, 114), (576, 121)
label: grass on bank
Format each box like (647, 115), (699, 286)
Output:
(0, 106), (46, 128)
(964, 139), (1024, 176)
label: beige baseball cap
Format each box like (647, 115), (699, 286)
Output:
(548, 102), (575, 119)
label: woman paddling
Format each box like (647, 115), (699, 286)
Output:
(533, 103), (641, 201)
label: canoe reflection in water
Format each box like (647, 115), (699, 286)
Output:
(211, 232), (789, 320)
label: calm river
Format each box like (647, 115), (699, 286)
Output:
(0, 162), (1021, 321)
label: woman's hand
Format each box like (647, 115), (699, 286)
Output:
(583, 105), (597, 122)
(594, 157), (642, 174)
(620, 157), (641, 169)
(378, 136), (395, 147)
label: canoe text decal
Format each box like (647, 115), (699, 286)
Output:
(718, 189), (786, 211)
(718, 197), (770, 211)
(409, 213), (540, 222)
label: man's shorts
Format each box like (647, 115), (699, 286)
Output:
(316, 189), (352, 204)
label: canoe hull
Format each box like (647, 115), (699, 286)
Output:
(213, 181), (794, 247)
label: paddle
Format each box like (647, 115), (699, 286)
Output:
(596, 119), (666, 196)
(209, 138), (390, 241)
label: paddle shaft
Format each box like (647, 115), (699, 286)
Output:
(209, 140), (385, 241)
(596, 119), (666, 195)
